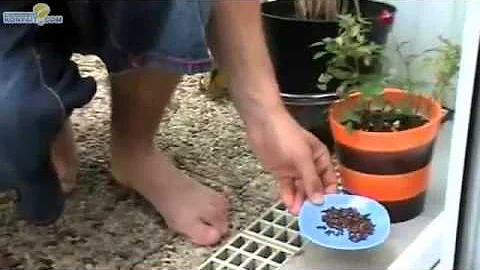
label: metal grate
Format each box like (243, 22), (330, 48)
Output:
(198, 157), (343, 269)
(198, 202), (304, 270)
(244, 201), (303, 252)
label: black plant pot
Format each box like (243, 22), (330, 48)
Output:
(282, 92), (339, 152)
(261, 0), (397, 95)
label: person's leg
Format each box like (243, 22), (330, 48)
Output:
(0, 1), (96, 224)
(50, 118), (78, 194)
(109, 67), (228, 246)
(90, 0), (229, 246)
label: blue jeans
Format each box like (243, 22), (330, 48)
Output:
(0, 0), (213, 224)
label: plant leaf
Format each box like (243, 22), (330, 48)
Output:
(318, 73), (333, 83)
(336, 37), (344, 46)
(363, 56), (371, 66)
(352, 25), (361, 37)
(317, 83), (328, 91)
(359, 77), (384, 97)
(328, 68), (353, 80)
(313, 51), (328, 60)
(345, 121), (354, 134)
(384, 77), (409, 90)
(310, 41), (324, 47)
(341, 110), (361, 123)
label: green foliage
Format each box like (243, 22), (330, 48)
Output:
(311, 15), (461, 133)
(384, 36), (461, 104)
(383, 40), (434, 94)
(429, 37), (461, 103)
(311, 14), (384, 94)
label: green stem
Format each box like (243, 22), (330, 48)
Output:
(352, 0), (362, 19)
(354, 57), (360, 79)
(395, 42), (418, 115)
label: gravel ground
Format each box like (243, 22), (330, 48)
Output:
(0, 54), (278, 270)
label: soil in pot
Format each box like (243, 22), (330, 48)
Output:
(342, 109), (429, 132)
(261, 0), (396, 95)
(329, 88), (443, 223)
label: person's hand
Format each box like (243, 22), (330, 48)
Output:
(245, 110), (338, 215)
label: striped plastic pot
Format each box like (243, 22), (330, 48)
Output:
(328, 88), (443, 223)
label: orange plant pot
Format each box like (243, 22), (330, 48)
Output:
(328, 88), (443, 222)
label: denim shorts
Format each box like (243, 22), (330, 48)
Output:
(0, 1), (213, 224)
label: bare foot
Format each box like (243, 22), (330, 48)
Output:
(111, 149), (229, 246)
(51, 119), (79, 194)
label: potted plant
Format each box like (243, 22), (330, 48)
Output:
(260, 0), (396, 151)
(262, 0), (396, 95)
(316, 15), (461, 222)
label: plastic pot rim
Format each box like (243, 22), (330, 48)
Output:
(327, 88), (443, 152)
(261, 0), (397, 23)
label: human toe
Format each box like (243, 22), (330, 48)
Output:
(188, 221), (223, 246)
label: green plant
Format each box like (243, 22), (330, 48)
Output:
(383, 36), (461, 108)
(428, 37), (462, 104)
(311, 14), (384, 93)
(311, 14), (461, 133)
(383, 41), (430, 93)
(294, 0), (361, 21)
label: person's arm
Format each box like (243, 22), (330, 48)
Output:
(207, 0), (288, 129)
(207, 1), (337, 212)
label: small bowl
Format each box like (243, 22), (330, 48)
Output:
(298, 194), (391, 250)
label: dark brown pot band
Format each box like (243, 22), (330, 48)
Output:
(335, 140), (436, 175)
(343, 189), (426, 223)
(381, 191), (426, 223)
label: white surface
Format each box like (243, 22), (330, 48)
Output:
(380, 0), (466, 109)
(280, 122), (452, 270)
(388, 212), (443, 270)
(439, 1), (480, 269)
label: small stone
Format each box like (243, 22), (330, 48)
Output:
(38, 257), (54, 266)
(43, 240), (58, 247)
(0, 255), (22, 268)
(81, 257), (96, 266)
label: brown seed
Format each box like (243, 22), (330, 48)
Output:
(317, 207), (375, 243)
